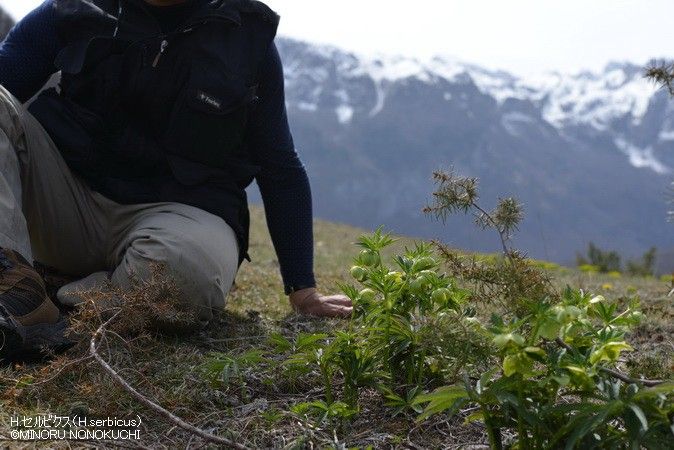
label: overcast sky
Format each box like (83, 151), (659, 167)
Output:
(2, 0), (673, 77)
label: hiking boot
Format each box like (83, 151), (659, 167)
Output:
(0, 248), (71, 361)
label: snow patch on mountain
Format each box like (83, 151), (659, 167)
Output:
(531, 69), (655, 130)
(502, 112), (536, 138)
(470, 66), (656, 131)
(467, 69), (534, 103)
(347, 54), (465, 84)
(614, 138), (671, 174)
(297, 102), (318, 112)
(336, 105), (354, 124)
(369, 84), (386, 117)
(659, 130), (674, 142)
(281, 40), (470, 119)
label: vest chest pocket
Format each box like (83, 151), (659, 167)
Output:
(164, 62), (257, 170)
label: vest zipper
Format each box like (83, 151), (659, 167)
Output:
(152, 39), (168, 68)
(147, 17), (236, 68)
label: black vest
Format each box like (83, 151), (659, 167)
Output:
(28, 0), (280, 266)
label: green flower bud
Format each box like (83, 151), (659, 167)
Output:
(409, 276), (429, 294)
(350, 265), (368, 282)
(412, 256), (436, 271)
(359, 249), (380, 267)
(431, 287), (452, 304)
(359, 288), (376, 302)
(385, 271), (404, 287)
(493, 333), (525, 349)
(418, 270), (435, 279)
(555, 305), (581, 323)
(566, 306), (582, 320)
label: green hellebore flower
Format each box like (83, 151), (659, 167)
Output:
(409, 277), (428, 294)
(412, 256), (436, 271)
(431, 287), (452, 305)
(359, 249), (380, 267)
(359, 288), (376, 302)
(350, 265), (368, 282)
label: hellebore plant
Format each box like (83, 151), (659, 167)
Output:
(413, 288), (673, 449)
(283, 169), (672, 448)
(285, 227), (491, 421)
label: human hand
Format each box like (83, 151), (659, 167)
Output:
(289, 287), (353, 318)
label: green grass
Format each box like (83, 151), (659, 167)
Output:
(1, 205), (672, 448)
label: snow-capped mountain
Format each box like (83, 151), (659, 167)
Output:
(280, 39), (670, 174)
(252, 38), (673, 268)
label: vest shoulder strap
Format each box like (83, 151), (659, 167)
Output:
(237, 0), (280, 26)
(53, 0), (119, 42)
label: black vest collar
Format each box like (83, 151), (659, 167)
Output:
(116, 0), (242, 38)
(54, 1), (278, 42)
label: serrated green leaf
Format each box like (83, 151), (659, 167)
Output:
(296, 333), (329, 350)
(414, 385), (469, 422)
(268, 332), (292, 352)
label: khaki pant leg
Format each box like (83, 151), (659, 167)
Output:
(0, 85), (35, 260)
(0, 84), (108, 274)
(108, 202), (240, 325)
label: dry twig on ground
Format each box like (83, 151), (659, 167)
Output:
(90, 310), (251, 450)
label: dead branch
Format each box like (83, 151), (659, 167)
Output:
(90, 311), (251, 450)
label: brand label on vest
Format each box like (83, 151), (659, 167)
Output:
(197, 90), (223, 110)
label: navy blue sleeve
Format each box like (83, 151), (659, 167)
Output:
(247, 41), (317, 291)
(0, 1), (61, 103)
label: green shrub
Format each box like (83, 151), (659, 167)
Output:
(414, 169), (673, 449)
(626, 247), (657, 277)
(415, 289), (673, 449)
(576, 244), (658, 277)
(280, 229), (492, 414)
(577, 242), (622, 273)
(275, 168), (674, 447)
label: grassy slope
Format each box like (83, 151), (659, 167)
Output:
(1, 205), (672, 448)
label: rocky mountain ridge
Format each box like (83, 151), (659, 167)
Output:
(261, 38), (673, 269)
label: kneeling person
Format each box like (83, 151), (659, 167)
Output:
(0, 0), (352, 360)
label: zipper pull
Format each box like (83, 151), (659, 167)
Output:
(152, 40), (168, 68)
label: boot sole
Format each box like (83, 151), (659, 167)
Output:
(0, 314), (74, 361)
